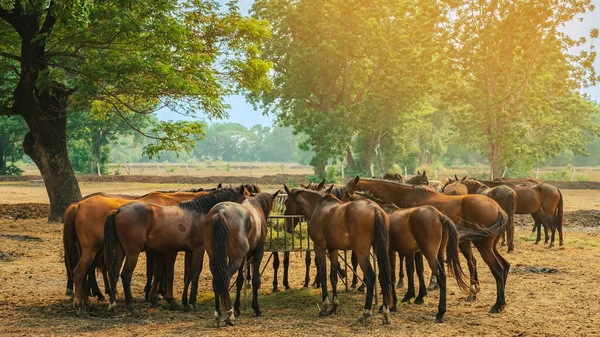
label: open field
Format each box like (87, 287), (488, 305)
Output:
(1, 183), (600, 336)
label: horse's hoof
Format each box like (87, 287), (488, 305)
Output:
(391, 305), (397, 312)
(96, 294), (106, 302)
(489, 304), (505, 313)
(382, 316), (391, 325)
(401, 294), (413, 303)
(357, 285), (365, 293)
(129, 308), (140, 318)
(500, 242), (506, 246)
(435, 317), (444, 323)
(284, 285), (291, 291)
(312, 283), (320, 289)
(549, 243), (555, 248)
(272, 287), (280, 293)
(183, 304), (192, 312)
(253, 309), (262, 317)
(234, 309), (241, 317)
(168, 302), (180, 311)
(224, 318), (235, 326)
(414, 297), (424, 305)
(466, 294), (477, 302)
(66, 289), (74, 298)
(534, 241), (539, 245)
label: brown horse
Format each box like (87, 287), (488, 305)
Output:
(283, 185), (393, 324)
(477, 179), (564, 247)
(344, 191), (470, 322)
(494, 177), (542, 184)
(202, 190), (280, 327)
(103, 187), (248, 316)
(64, 189), (214, 316)
(346, 176), (509, 313)
(443, 177), (517, 252)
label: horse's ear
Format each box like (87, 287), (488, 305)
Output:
(396, 173), (403, 180)
(217, 183), (222, 189)
(317, 179), (326, 190)
(353, 176), (360, 184)
(299, 182), (307, 188)
(454, 174), (459, 181)
(423, 171), (427, 177)
(325, 184), (334, 194)
(283, 184), (290, 194)
(272, 189), (281, 200)
(240, 186), (251, 196)
(462, 175), (467, 181)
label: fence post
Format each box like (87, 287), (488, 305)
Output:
(405, 167), (408, 177)
(97, 163), (101, 176)
(370, 164), (375, 178)
(502, 166), (507, 178)
(571, 167), (576, 181)
(536, 167), (540, 178)
(341, 162), (345, 179)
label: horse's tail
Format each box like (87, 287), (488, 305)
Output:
(555, 189), (564, 229)
(439, 214), (470, 294)
(103, 211), (121, 302)
(458, 211), (506, 243)
(63, 203), (79, 296)
(373, 208), (393, 308)
(210, 211), (231, 310)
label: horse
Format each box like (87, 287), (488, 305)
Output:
(494, 177), (542, 185)
(346, 176), (509, 313)
(202, 190), (280, 327)
(64, 189), (216, 316)
(344, 191), (470, 322)
(442, 177), (517, 252)
(283, 185), (393, 324)
(271, 179), (345, 292)
(382, 171), (429, 186)
(477, 179), (564, 247)
(103, 187), (249, 316)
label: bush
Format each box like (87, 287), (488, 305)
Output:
(286, 178), (300, 188)
(540, 167), (590, 181)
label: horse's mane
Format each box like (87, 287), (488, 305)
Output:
(246, 192), (273, 217)
(405, 175), (427, 185)
(178, 188), (238, 214)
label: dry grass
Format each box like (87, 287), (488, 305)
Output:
(1, 218), (600, 336)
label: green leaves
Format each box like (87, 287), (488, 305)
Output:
(143, 121), (206, 159)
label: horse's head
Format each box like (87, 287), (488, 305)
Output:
(345, 176), (361, 196)
(406, 171), (429, 185)
(283, 184), (303, 233)
(236, 185), (252, 202)
(382, 173), (404, 182)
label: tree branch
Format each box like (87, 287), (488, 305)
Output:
(0, 50), (20, 61)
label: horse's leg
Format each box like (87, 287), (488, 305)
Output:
(500, 230), (506, 246)
(233, 261), (245, 316)
(148, 253), (164, 306)
(222, 257), (244, 326)
(328, 249), (340, 315)
(397, 253), (405, 289)
(313, 253), (321, 288)
(121, 252), (141, 317)
(303, 250), (311, 288)
(246, 258), (252, 289)
(251, 247), (265, 317)
(352, 251), (365, 292)
(473, 240), (506, 313)
(350, 250), (358, 289)
(102, 265), (110, 297)
(389, 251), (397, 311)
(493, 242), (510, 287)
(459, 241), (478, 301)
(188, 249), (205, 311)
(414, 252), (428, 304)
(431, 252), (446, 323)
(87, 264), (104, 301)
(283, 251), (291, 290)
(181, 251), (191, 310)
(272, 252), (280, 293)
(401, 253), (415, 303)
(314, 246), (330, 317)
(72, 249), (97, 316)
(144, 251), (155, 301)
(355, 251), (376, 323)
(164, 252), (179, 310)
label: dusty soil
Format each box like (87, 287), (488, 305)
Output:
(1, 185), (600, 336)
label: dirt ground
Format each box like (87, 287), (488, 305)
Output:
(1, 185), (600, 336)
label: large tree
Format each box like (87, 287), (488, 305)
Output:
(445, 0), (600, 178)
(250, 0), (444, 176)
(0, 0), (271, 220)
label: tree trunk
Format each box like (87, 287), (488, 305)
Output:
(91, 130), (102, 175)
(362, 134), (377, 174)
(0, 142), (6, 174)
(418, 134), (424, 166)
(314, 162), (326, 177)
(345, 145), (356, 172)
(489, 141), (501, 180)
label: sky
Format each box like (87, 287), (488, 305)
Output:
(157, 0), (600, 127)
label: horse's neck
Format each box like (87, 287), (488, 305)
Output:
(358, 181), (413, 206)
(300, 191), (324, 220)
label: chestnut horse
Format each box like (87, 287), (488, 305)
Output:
(477, 179), (564, 247)
(283, 185), (393, 324)
(346, 177), (509, 313)
(202, 191), (280, 327)
(443, 177), (517, 252)
(103, 187), (248, 316)
(344, 191), (470, 322)
(64, 189), (213, 316)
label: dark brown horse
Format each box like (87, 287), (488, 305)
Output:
(202, 190), (280, 327)
(64, 189), (214, 316)
(477, 179), (564, 247)
(103, 187), (248, 316)
(346, 176), (509, 313)
(283, 185), (393, 324)
(344, 191), (470, 322)
(443, 177), (517, 252)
